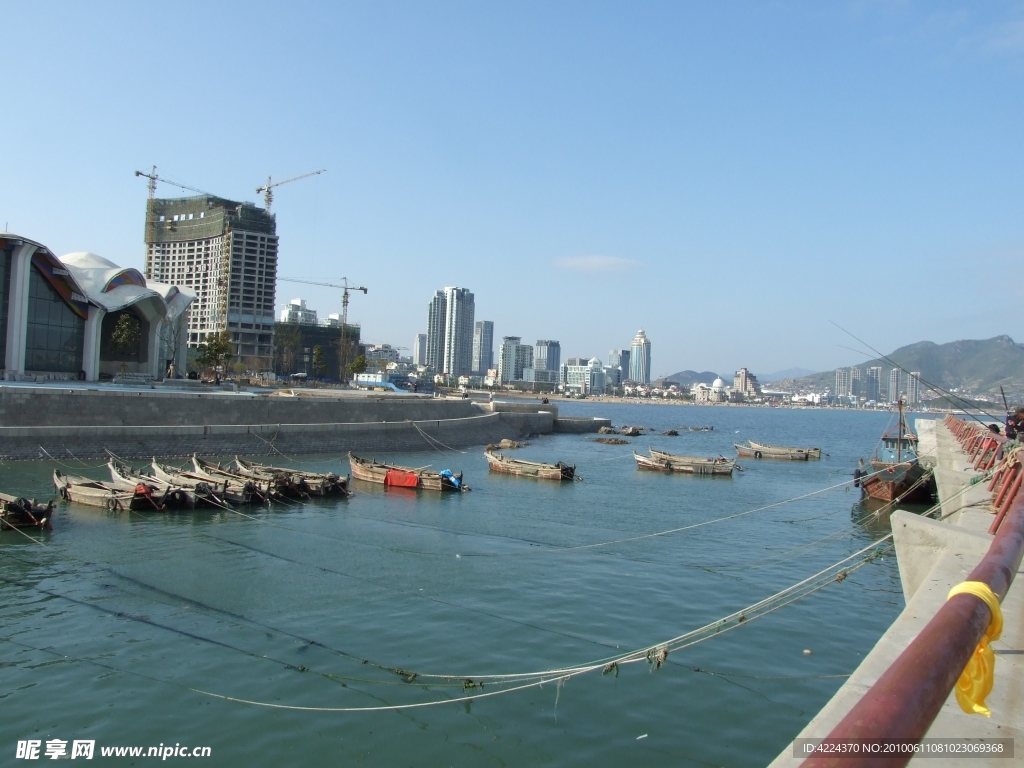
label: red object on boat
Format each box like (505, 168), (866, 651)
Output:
(384, 469), (419, 488)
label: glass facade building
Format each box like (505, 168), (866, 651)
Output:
(629, 329), (651, 384)
(25, 265), (84, 373)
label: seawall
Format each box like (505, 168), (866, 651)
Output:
(0, 385), (573, 460)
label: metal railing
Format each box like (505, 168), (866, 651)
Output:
(800, 415), (1023, 768)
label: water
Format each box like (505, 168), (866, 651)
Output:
(1, 404), (924, 766)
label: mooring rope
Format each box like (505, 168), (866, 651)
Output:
(411, 421), (469, 454)
(0, 538), (890, 713)
(38, 445), (108, 470)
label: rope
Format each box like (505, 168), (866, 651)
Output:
(38, 445), (108, 470)
(0, 539), (891, 713)
(410, 421), (469, 454)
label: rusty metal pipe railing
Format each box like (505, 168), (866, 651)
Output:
(801, 436), (1024, 768)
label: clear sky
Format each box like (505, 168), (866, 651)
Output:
(2, 1), (1021, 377)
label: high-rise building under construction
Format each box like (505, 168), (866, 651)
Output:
(144, 196), (277, 362)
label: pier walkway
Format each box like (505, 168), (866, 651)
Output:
(770, 417), (1023, 767)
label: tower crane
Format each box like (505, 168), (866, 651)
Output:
(134, 167), (214, 198)
(278, 277), (367, 382)
(256, 169), (326, 213)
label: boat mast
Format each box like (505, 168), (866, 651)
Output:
(897, 397), (903, 465)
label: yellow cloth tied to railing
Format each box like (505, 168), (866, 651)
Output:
(947, 581), (1003, 717)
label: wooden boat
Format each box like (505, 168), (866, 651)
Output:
(735, 442), (810, 461)
(484, 451), (575, 481)
(53, 470), (166, 511)
(348, 453), (466, 491)
(1, 492), (54, 530)
(151, 460), (252, 505)
(644, 449), (736, 476)
(748, 441), (821, 459)
(858, 400), (933, 504)
(192, 456), (274, 502)
(107, 460), (197, 508)
(234, 458), (351, 497)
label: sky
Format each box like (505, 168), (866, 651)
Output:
(2, 1), (1022, 377)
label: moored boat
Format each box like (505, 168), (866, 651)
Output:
(151, 460), (252, 505)
(735, 442), (811, 461)
(858, 400), (934, 504)
(1, 493), (54, 530)
(107, 460), (196, 508)
(234, 457), (351, 497)
(644, 448), (736, 476)
(53, 470), (166, 511)
(748, 441), (821, 459)
(348, 453), (466, 491)
(484, 451), (576, 481)
(192, 456), (274, 502)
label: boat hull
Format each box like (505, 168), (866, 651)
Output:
(747, 441), (821, 459)
(645, 449), (735, 475)
(860, 462), (933, 504)
(0, 493), (54, 530)
(348, 453), (464, 491)
(735, 443), (810, 461)
(484, 452), (575, 481)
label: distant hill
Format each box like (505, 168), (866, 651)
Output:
(758, 367), (815, 383)
(664, 370), (720, 386)
(771, 336), (1024, 402)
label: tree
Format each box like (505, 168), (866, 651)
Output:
(196, 331), (233, 373)
(110, 313), (142, 357)
(274, 323), (302, 376)
(348, 355), (367, 375)
(311, 345), (326, 384)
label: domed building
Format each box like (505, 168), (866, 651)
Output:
(1, 233), (195, 381)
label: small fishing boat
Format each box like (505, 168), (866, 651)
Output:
(484, 451), (576, 481)
(192, 456), (274, 502)
(107, 460), (196, 508)
(643, 449), (736, 476)
(748, 441), (821, 460)
(234, 458), (351, 497)
(735, 442), (810, 461)
(857, 400), (933, 504)
(1, 493), (54, 530)
(348, 453), (466, 491)
(53, 470), (166, 511)
(151, 460), (251, 506)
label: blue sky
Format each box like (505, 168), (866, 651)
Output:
(2, 1), (1022, 376)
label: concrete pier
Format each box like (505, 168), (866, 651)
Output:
(0, 383), (609, 460)
(769, 418), (1023, 767)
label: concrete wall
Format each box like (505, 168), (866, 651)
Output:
(553, 417), (613, 433)
(0, 386), (478, 428)
(0, 411), (550, 461)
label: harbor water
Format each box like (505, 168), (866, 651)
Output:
(1, 403), (923, 766)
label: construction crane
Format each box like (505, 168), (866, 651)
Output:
(255, 169), (326, 214)
(134, 167), (213, 199)
(278, 276), (367, 382)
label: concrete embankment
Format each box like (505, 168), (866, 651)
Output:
(769, 418), (1023, 767)
(0, 385), (602, 460)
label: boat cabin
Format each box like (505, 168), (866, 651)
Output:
(878, 430), (918, 464)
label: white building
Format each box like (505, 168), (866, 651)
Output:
(366, 344), (400, 363)
(563, 357), (606, 395)
(413, 333), (427, 366)
(693, 377), (729, 403)
(425, 286), (475, 375)
(279, 298), (317, 325)
(2, 233), (195, 381)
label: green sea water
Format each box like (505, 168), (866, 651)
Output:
(1, 403), (925, 766)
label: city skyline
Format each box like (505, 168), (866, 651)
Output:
(2, 4), (1021, 375)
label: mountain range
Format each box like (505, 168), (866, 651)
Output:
(770, 335), (1024, 402)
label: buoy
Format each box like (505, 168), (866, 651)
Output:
(803, 649), (812, 655)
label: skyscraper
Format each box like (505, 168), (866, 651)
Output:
(908, 371), (921, 405)
(866, 366), (882, 402)
(889, 368), (902, 403)
(425, 290), (446, 372)
(629, 329), (651, 384)
(534, 340), (560, 372)
(836, 368), (850, 398)
(850, 367), (862, 397)
(498, 336), (520, 383)
(472, 321), (494, 375)
(442, 287), (475, 376)
(413, 333), (427, 366)
(145, 195), (277, 361)
(425, 287), (475, 376)
(609, 349), (630, 376)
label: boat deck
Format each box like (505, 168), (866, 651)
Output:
(769, 418), (1023, 767)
